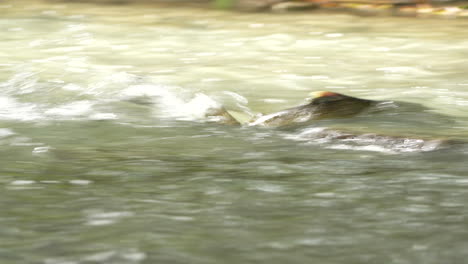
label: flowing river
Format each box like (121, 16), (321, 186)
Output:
(2, 1), (468, 263)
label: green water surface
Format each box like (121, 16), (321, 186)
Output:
(1, 1), (468, 263)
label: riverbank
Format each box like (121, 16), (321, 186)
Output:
(38, 0), (468, 18)
(294, 1), (468, 18)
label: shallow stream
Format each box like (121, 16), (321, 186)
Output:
(2, 1), (468, 263)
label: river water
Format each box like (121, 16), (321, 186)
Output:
(2, 1), (468, 263)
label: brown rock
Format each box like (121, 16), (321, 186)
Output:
(271, 1), (319, 12)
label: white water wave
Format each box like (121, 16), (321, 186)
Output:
(0, 96), (44, 121)
(283, 127), (446, 153)
(120, 84), (231, 122)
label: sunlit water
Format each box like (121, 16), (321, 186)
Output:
(2, 1), (468, 263)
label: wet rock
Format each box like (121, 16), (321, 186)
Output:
(393, 5), (418, 16)
(234, 0), (285, 11)
(48, 0), (209, 3)
(271, 1), (319, 12)
(340, 3), (393, 16)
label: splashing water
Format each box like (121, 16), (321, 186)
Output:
(2, 2), (468, 264)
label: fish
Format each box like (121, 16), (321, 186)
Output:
(211, 90), (462, 152)
(248, 91), (376, 127)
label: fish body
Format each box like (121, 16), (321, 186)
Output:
(249, 91), (376, 127)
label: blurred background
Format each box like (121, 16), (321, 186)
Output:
(40, 0), (468, 14)
(2, 1), (468, 264)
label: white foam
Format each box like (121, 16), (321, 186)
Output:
(375, 66), (432, 76)
(325, 33), (344, 38)
(45, 101), (93, 117)
(0, 96), (43, 121)
(282, 127), (329, 141)
(283, 127), (439, 154)
(122, 251), (146, 262)
(249, 183), (284, 193)
(327, 144), (395, 154)
(120, 84), (176, 98)
(223, 91), (248, 105)
(262, 98), (287, 104)
(179, 93), (223, 120)
(121, 85), (226, 121)
(0, 128), (15, 138)
(69, 180), (92, 185)
(83, 251), (116, 262)
(85, 210), (134, 226)
(32, 146), (52, 155)
(89, 113), (118, 120)
(10, 180), (35, 185)
(86, 219), (115, 226)
(62, 83), (83, 91)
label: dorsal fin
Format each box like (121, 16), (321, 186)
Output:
(311, 91), (341, 98)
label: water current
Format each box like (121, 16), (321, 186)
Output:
(2, 1), (468, 263)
